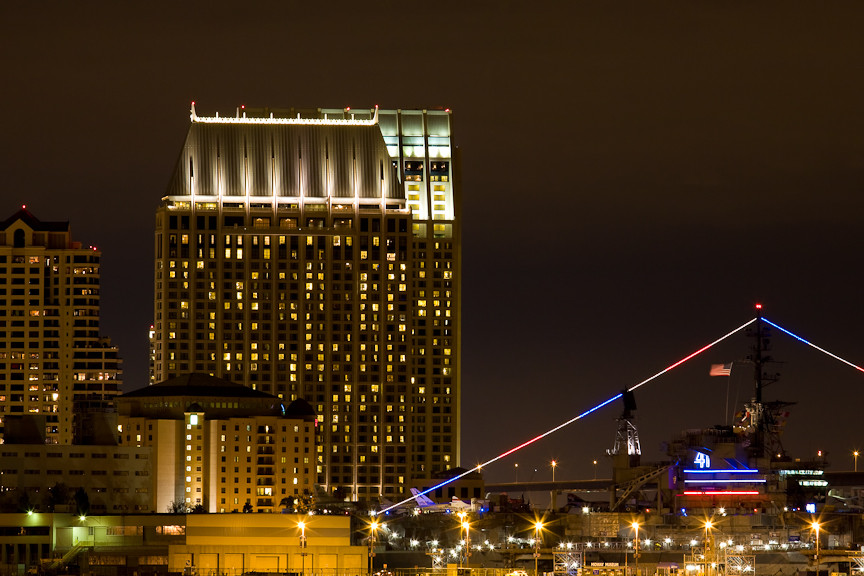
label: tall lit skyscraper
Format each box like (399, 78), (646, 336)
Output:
(152, 105), (459, 499)
(0, 209), (122, 445)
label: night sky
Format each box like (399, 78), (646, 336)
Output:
(3, 2), (864, 485)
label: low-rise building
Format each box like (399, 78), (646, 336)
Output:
(0, 512), (363, 576)
(0, 444), (152, 514)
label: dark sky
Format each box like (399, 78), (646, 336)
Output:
(3, 1), (864, 484)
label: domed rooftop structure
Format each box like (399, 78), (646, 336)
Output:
(117, 373), (290, 419)
(122, 373), (273, 399)
(285, 397), (317, 421)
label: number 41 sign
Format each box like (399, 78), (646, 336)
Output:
(694, 452), (711, 469)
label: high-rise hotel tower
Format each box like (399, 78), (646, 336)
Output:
(153, 105), (459, 500)
(0, 209), (122, 445)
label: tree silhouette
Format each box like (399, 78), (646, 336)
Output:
(73, 488), (89, 516)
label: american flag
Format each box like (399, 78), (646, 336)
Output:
(709, 362), (733, 377)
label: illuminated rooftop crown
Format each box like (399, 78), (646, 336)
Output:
(166, 104), (399, 200)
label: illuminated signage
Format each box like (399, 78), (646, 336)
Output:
(683, 469), (759, 474)
(684, 479), (766, 484)
(694, 453), (711, 469)
(798, 480), (828, 487)
(682, 491), (760, 496)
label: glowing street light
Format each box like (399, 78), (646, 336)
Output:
(632, 522), (640, 576)
(298, 520), (308, 576)
(368, 520), (379, 576)
(462, 520), (471, 567)
(593, 460), (598, 479)
(704, 521), (714, 576)
(855, 450), (859, 472)
(811, 521), (821, 574)
(550, 460), (558, 511)
(533, 521), (544, 576)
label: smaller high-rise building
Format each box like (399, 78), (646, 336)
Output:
(0, 208), (122, 444)
(115, 373), (317, 513)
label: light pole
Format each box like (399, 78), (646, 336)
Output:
(534, 521), (543, 576)
(704, 521), (713, 576)
(457, 511), (470, 568)
(632, 522), (640, 576)
(593, 460), (598, 480)
(855, 451), (859, 472)
(462, 520), (471, 568)
(811, 521), (820, 576)
(550, 460), (557, 512)
(368, 520), (379, 576)
(298, 520), (308, 576)
(515, 463), (519, 482)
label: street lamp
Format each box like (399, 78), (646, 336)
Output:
(811, 521), (820, 575)
(298, 520), (308, 576)
(854, 451), (859, 472)
(462, 520), (471, 567)
(368, 520), (379, 576)
(704, 521), (713, 576)
(534, 521), (544, 576)
(593, 460), (598, 480)
(632, 522), (640, 576)
(550, 460), (558, 512)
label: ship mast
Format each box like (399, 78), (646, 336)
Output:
(745, 303), (792, 461)
(751, 305), (766, 458)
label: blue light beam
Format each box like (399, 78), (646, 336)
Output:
(762, 317), (864, 374)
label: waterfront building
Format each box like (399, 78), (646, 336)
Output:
(151, 105), (460, 500)
(0, 512), (361, 576)
(115, 372), (317, 513)
(0, 209), (122, 444)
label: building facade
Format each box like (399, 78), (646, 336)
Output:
(0, 512), (363, 576)
(116, 373), (317, 513)
(0, 209), (122, 445)
(0, 443), (153, 514)
(151, 106), (460, 500)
